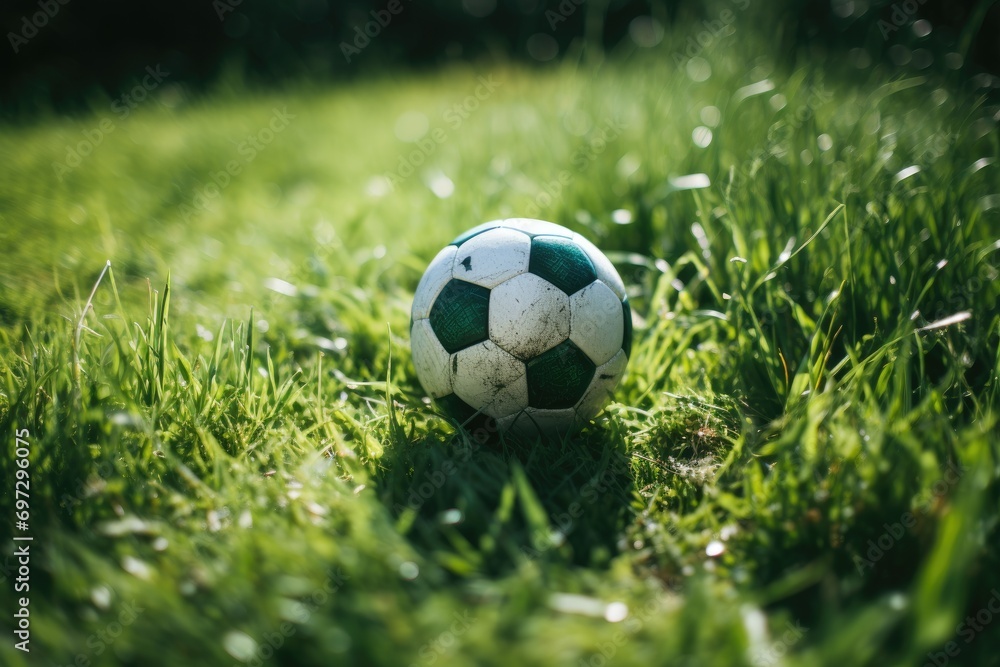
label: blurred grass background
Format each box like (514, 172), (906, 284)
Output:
(1, 1), (1000, 666)
(2, 0), (999, 113)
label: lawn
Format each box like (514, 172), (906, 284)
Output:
(1, 25), (999, 667)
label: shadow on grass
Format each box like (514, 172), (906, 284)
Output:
(372, 410), (637, 575)
(373, 390), (747, 579)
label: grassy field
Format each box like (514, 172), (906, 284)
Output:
(1, 25), (999, 667)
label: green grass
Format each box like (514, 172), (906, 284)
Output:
(1, 26), (999, 667)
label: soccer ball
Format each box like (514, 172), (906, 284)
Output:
(410, 218), (631, 437)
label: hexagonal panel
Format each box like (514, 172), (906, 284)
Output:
(525, 340), (596, 410)
(411, 245), (458, 321)
(528, 235), (597, 295)
(452, 227), (531, 288)
(410, 319), (453, 398)
(481, 375), (530, 420)
(498, 407), (578, 439)
(572, 233), (626, 300)
(489, 273), (570, 360)
(452, 339), (528, 415)
(570, 281), (624, 366)
(575, 349), (627, 421)
(428, 279), (491, 354)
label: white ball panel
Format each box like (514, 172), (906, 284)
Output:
(411, 245), (458, 320)
(575, 349), (628, 420)
(498, 218), (573, 238)
(495, 413), (518, 433)
(453, 227), (531, 288)
(572, 233), (626, 300)
(410, 319), (453, 398)
(489, 273), (570, 360)
(481, 375), (530, 420)
(570, 281), (625, 366)
(503, 407), (579, 438)
(452, 339), (526, 411)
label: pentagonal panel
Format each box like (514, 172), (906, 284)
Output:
(489, 273), (570, 360)
(436, 392), (479, 421)
(410, 319), (453, 398)
(529, 235), (597, 295)
(525, 340), (596, 410)
(499, 407), (578, 439)
(572, 233), (626, 300)
(498, 218), (573, 238)
(452, 227), (531, 288)
(570, 281), (624, 366)
(452, 339), (527, 415)
(412, 245), (458, 320)
(434, 393), (505, 439)
(429, 279), (491, 353)
(450, 220), (503, 246)
(622, 297), (633, 358)
(576, 349), (628, 420)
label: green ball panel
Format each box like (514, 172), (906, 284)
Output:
(429, 279), (491, 353)
(622, 297), (633, 358)
(528, 236), (597, 295)
(435, 392), (479, 424)
(525, 340), (596, 409)
(449, 221), (501, 246)
(435, 393), (496, 437)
